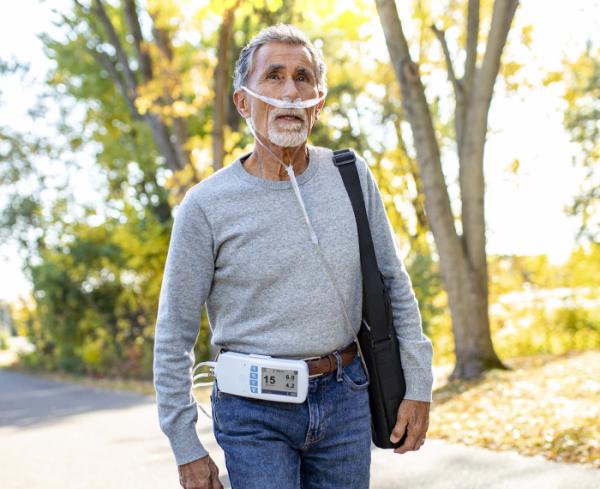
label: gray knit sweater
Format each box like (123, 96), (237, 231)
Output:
(153, 145), (434, 465)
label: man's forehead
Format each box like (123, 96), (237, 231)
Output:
(253, 42), (315, 73)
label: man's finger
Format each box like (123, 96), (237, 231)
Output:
(211, 467), (223, 489)
(389, 413), (408, 443)
(394, 431), (420, 454)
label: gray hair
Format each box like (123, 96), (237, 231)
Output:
(233, 24), (327, 93)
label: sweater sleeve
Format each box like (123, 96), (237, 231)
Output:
(358, 155), (434, 402)
(153, 190), (215, 465)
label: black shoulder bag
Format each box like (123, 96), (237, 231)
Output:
(332, 148), (407, 449)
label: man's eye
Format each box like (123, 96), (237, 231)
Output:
(267, 73), (279, 80)
(296, 75), (306, 82)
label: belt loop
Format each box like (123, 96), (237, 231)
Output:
(333, 350), (343, 382)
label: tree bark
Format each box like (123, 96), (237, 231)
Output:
(84, 0), (189, 174)
(375, 0), (518, 379)
(212, 1), (241, 172)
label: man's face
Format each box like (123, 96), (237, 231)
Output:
(234, 42), (325, 148)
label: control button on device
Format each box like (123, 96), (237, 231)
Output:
(250, 372), (258, 379)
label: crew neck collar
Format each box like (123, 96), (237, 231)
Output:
(232, 145), (319, 190)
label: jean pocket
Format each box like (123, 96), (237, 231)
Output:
(341, 356), (370, 391)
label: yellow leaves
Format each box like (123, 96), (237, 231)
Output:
(223, 127), (242, 155)
(134, 92), (152, 116)
(565, 243), (600, 288)
(164, 164), (203, 206)
(543, 71), (564, 86)
(169, 100), (191, 117)
(190, 147), (214, 179)
(183, 135), (215, 181)
(147, 0), (181, 30)
(560, 47), (599, 113)
(502, 60), (521, 79)
(500, 60), (524, 92)
(134, 72), (209, 122)
(430, 351), (600, 468)
(521, 24), (533, 48)
(49, 71), (66, 85)
(504, 158), (520, 175)
(335, 10), (365, 39)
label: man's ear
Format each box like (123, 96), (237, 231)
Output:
(315, 90), (326, 120)
(233, 89), (251, 119)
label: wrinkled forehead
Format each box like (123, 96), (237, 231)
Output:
(249, 42), (316, 81)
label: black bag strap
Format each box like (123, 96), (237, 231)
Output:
(333, 149), (390, 342)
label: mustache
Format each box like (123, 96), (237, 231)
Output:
(269, 107), (307, 123)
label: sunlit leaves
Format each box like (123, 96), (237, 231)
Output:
(543, 70), (563, 87)
(7, 0), (540, 380)
(430, 351), (600, 468)
(520, 24), (533, 48)
(560, 44), (600, 242)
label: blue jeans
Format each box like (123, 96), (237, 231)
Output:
(210, 350), (372, 489)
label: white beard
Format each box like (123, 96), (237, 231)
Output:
(267, 120), (309, 147)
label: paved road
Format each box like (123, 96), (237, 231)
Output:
(1, 369), (598, 489)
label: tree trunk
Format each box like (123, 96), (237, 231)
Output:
(375, 0), (517, 379)
(212, 1), (241, 172)
(88, 0), (190, 174)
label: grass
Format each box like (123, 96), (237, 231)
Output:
(429, 350), (600, 469)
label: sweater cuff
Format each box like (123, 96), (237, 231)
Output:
(402, 367), (433, 402)
(168, 425), (209, 466)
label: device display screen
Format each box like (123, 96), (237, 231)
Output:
(261, 368), (298, 397)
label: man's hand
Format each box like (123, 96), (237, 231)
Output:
(178, 455), (223, 489)
(389, 399), (431, 454)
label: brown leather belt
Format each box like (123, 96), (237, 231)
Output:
(303, 342), (358, 378)
(217, 342), (358, 379)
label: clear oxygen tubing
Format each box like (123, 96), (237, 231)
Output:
(191, 89), (371, 418)
(245, 119), (374, 388)
(245, 117), (320, 245)
(241, 85), (327, 109)
(240, 85), (324, 245)
(191, 245), (372, 421)
(192, 358), (218, 419)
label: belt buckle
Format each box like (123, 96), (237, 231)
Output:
(302, 354), (324, 379)
(303, 350), (343, 379)
(302, 352), (330, 379)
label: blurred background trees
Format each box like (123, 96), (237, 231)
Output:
(375, 0), (517, 378)
(0, 0), (598, 381)
(560, 44), (599, 243)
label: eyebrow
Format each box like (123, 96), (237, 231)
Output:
(296, 67), (314, 79)
(264, 64), (285, 74)
(262, 64), (315, 78)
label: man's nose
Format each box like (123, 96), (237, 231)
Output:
(280, 76), (301, 100)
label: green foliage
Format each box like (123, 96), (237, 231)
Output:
(492, 303), (600, 358)
(3, 0), (595, 384)
(487, 244), (600, 359)
(0, 331), (8, 351)
(556, 43), (600, 242)
(3, 0), (448, 379)
(18, 196), (171, 379)
(428, 245), (600, 365)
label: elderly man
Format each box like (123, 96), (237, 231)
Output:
(153, 24), (433, 489)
